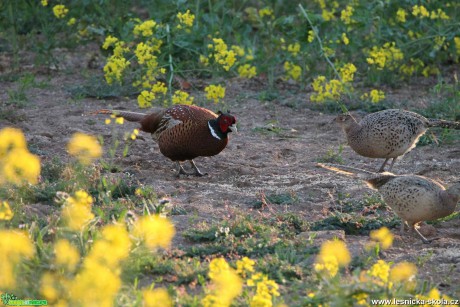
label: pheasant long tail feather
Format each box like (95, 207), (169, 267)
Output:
(89, 109), (146, 122)
(317, 163), (377, 178)
(427, 118), (460, 130)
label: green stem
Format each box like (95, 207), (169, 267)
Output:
(298, 4), (342, 83)
(166, 24), (174, 101)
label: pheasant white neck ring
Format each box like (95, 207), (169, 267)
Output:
(208, 122), (221, 140)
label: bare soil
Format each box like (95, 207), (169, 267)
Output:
(1, 54), (459, 297)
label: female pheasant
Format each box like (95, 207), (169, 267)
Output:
(92, 105), (237, 176)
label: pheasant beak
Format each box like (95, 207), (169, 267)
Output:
(229, 124), (238, 133)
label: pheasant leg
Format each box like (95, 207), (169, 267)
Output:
(190, 160), (208, 177)
(176, 162), (194, 177)
(378, 158), (390, 172)
(412, 225), (431, 244)
(388, 157), (398, 172)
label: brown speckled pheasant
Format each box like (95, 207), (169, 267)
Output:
(317, 163), (460, 244)
(92, 105), (237, 176)
(335, 109), (460, 172)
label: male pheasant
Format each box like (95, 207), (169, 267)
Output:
(92, 105), (237, 176)
(317, 163), (460, 244)
(334, 109), (460, 172)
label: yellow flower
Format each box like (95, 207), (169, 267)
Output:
(40, 272), (60, 302)
(237, 64), (257, 78)
(236, 257), (255, 276)
(177, 10), (195, 28)
(339, 63), (357, 83)
(284, 61), (302, 81)
(88, 223), (131, 268)
(208, 38), (237, 71)
(67, 132), (102, 165)
(310, 76), (345, 103)
(367, 42), (403, 70)
(67, 18), (76, 26)
(0, 201), (13, 220)
(61, 190), (95, 231)
(203, 258), (243, 307)
(143, 288), (172, 307)
(258, 7), (274, 18)
(102, 35), (119, 50)
(307, 30), (315, 43)
(0, 127), (26, 158)
(340, 5), (354, 24)
(455, 37), (460, 55)
(130, 129), (139, 140)
(53, 5), (69, 19)
(103, 53), (130, 85)
(0, 230), (35, 289)
(205, 84), (226, 104)
(412, 5), (429, 18)
(314, 240), (350, 277)
(231, 45), (245, 57)
(133, 20), (157, 37)
(368, 260), (390, 283)
(54, 239), (80, 271)
(341, 33), (349, 45)
(200, 54), (209, 66)
(105, 118), (111, 125)
(132, 215), (175, 249)
(1, 148), (41, 185)
(370, 226), (393, 249)
(287, 42), (301, 56)
(172, 90), (194, 105)
(389, 262), (417, 283)
(115, 117), (124, 125)
(41, 0), (48, 6)
(247, 272), (280, 306)
(396, 8), (406, 23)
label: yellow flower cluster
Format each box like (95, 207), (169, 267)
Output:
(258, 7), (274, 18)
(455, 37), (460, 55)
(205, 84), (226, 104)
(52, 4), (69, 19)
(137, 82), (168, 108)
(67, 132), (102, 165)
(236, 256), (255, 277)
(412, 5), (449, 20)
(132, 215), (176, 249)
(208, 38), (237, 71)
(287, 42), (300, 56)
(396, 8), (406, 22)
(416, 287), (456, 305)
(54, 239), (80, 271)
(0, 230), (35, 289)
(130, 129), (140, 140)
(102, 35), (119, 50)
(341, 33), (349, 45)
(368, 259), (390, 284)
(67, 17), (76, 26)
(307, 30), (315, 43)
(339, 63), (357, 83)
(311, 76), (342, 103)
(314, 240), (350, 277)
(238, 64), (257, 78)
(61, 190), (95, 231)
(361, 89), (385, 103)
(41, 0), (48, 6)
(366, 42), (404, 70)
(369, 226), (393, 249)
(284, 61), (302, 81)
(143, 288), (173, 307)
(0, 201), (13, 220)
(103, 40), (130, 84)
(0, 127), (40, 185)
(340, 5), (354, 24)
(202, 258), (243, 307)
(399, 58), (425, 77)
(172, 90), (194, 105)
(133, 20), (157, 37)
(247, 272), (280, 306)
(177, 10), (195, 29)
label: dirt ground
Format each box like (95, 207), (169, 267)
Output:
(1, 56), (459, 297)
